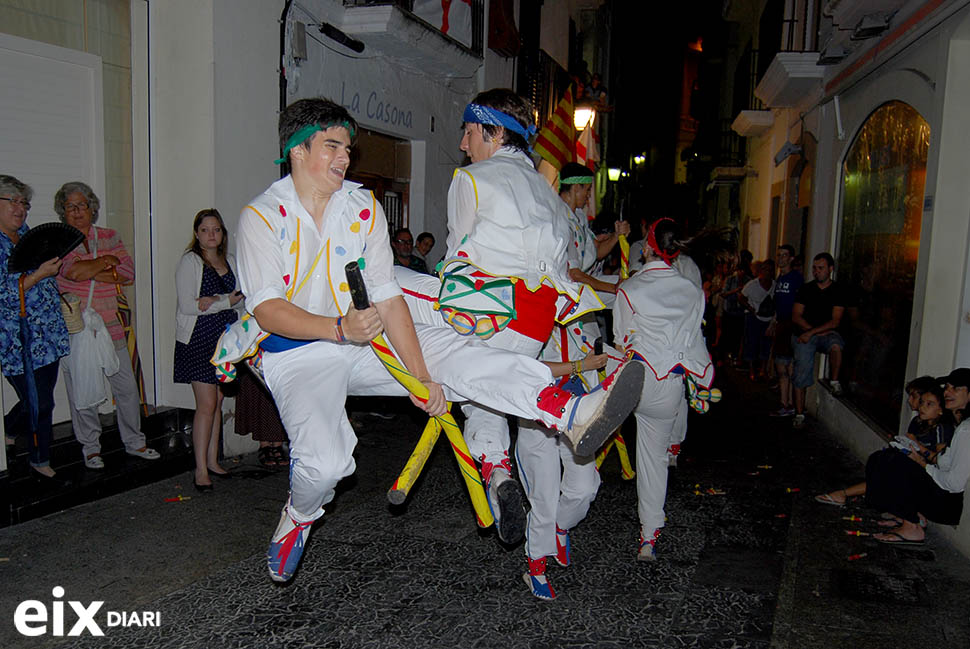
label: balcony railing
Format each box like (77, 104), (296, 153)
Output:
(718, 118), (744, 167)
(780, 0), (821, 53)
(344, 0), (484, 56)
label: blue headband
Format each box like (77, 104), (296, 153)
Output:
(462, 103), (537, 144)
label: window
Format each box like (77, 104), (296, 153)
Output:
(837, 101), (929, 431)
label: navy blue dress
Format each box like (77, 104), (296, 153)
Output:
(174, 264), (238, 384)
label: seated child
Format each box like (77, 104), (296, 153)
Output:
(814, 377), (951, 507)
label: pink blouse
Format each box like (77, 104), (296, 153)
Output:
(57, 226), (135, 341)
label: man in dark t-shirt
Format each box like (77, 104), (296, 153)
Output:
(768, 244), (803, 417)
(790, 252), (848, 428)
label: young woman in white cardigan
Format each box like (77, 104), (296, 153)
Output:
(175, 209), (244, 490)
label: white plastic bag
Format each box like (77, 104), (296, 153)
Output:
(66, 306), (121, 409)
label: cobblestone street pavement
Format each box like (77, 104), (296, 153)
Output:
(3, 373), (969, 648)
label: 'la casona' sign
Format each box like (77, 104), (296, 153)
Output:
(340, 82), (413, 131)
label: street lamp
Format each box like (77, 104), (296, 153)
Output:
(574, 103), (595, 131)
(607, 167), (621, 182)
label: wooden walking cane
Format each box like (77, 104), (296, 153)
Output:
(112, 269), (150, 416)
(592, 337), (635, 479)
(344, 261), (494, 528)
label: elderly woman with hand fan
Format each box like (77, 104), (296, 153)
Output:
(0, 175), (70, 483)
(55, 181), (159, 470)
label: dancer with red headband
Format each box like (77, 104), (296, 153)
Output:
(614, 218), (715, 561)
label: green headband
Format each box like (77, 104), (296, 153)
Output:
(559, 174), (593, 185)
(273, 121), (357, 165)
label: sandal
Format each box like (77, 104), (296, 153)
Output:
(879, 513), (928, 529)
(875, 531), (925, 546)
(258, 447), (278, 468)
(814, 491), (846, 507)
(271, 446), (289, 466)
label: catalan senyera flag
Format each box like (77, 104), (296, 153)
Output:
(576, 114), (601, 221)
(534, 86), (576, 171)
(575, 114), (600, 167)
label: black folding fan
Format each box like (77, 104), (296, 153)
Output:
(7, 222), (86, 273)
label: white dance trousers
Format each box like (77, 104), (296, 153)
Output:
(261, 324), (555, 523)
(633, 369), (685, 535)
(397, 269), (544, 465)
(461, 328), (544, 464)
(516, 421), (600, 559)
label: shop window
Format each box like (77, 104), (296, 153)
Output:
(837, 101), (929, 432)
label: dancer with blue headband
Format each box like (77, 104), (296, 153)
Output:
(394, 89), (640, 599)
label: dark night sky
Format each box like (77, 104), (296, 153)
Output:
(607, 1), (729, 218)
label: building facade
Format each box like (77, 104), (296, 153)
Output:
(724, 0), (970, 556)
(0, 0), (611, 471)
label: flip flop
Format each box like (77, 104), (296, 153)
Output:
(880, 512), (927, 528)
(875, 531), (925, 547)
(814, 493), (845, 507)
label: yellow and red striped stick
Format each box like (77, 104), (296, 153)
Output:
(388, 416), (441, 505)
(344, 261), (491, 528)
(593, 361), (635, 479)
(369, 336), (493, 527)
(595, 433), (635, 480)
(618, 234), (630, 280)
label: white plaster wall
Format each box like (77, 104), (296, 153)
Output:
(287, 1), (482, 262)
(143, 0), (277, 411)
(539, 0), (570, 71)
(212, 0), (279, 249)
(131, 0), (152, 406)
(740, 129), (775, 258)
(148, 0), (217, 409)
(0, 0), (133, 422)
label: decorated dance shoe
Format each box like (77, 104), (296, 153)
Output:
(539, 360), (645, 457)
(667, 444), (681, 468)
(638, 528), (661, 562)
(267, 505), (314, 583)
(523, 557), (556, 601)
(482, 455), (527, 545)
(554, 526), (571, 567)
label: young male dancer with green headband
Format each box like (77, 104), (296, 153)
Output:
(226, 97), (644, 583)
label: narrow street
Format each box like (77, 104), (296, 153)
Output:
(3, 372), (969, 649)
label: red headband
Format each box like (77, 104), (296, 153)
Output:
(646, 218), (680, 265)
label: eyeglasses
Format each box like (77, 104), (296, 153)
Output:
(0, 197), (30, 210)
(394, 239), (413, 246)
(64, 202), (90, 213)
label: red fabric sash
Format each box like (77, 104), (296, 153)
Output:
(507, 283), (558, 342)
